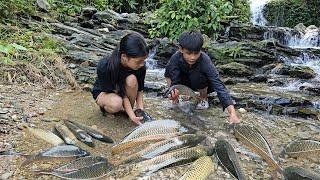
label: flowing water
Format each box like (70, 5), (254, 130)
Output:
(249, 0), (269, 26)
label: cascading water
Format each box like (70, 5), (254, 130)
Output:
(249, 0), (320, 92)
(145, 44), (165, 78)
(249, 0), (269, 26)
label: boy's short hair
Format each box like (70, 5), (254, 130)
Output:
(178, 30), (204, 52)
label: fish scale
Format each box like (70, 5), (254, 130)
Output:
(215, 139), (245, 180)
(41, 161), (111, 179)
(111, 133), (179, 155)
(66, 120), (113, 143)
(138, 145), (212, 175)
(179, 156), (215, 180)
(34, 156), (107, 174)
(284, 166), (320, 180)
(115, 134), (205, 165)
(123, 126), (188, 143)
(284, 139), (320, 157)
(234, 124), (281, 172)
(21, 145), (90, 166)
(122, 119), (181, 142)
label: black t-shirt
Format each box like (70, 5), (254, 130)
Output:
(92, 56), (146, 97)
(165, 51), (234, 109)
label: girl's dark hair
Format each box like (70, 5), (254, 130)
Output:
(107, 32), (149, 94)
(178, 30), (203, 52)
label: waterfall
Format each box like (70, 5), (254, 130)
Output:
(249, 0), (270, 26)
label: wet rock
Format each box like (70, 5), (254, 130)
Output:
(294, 23), (306, 33)
(36, 0), (50, 12)
(0, 172), (13, 180)
(234, 58), (265, 67)
(267, 78), (285, 86)
(223, 77), (237, 85)
(249, 74), (268, 83)
(300, 86), (320, 95)
(81, 7), (98, 18)
(218, 62), (254, 77)
(92, 9), (124, 23)
(0, 109), (8, 114)
(273, 64), (316, 79)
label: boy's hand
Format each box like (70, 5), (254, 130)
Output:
(130, 116), (143, 125)
(168, 89), (179, 103)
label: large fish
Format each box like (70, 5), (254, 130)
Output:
(283, 166), (320, 180)
(54, 124), (77, 145)
(25, 126), (64, 146)
(111, 133), (179, 155)
(163, 84), (200, 111)
(233, 124), (282, 172)
(66, 120), (114, 144)
(33, 156), (107, 174)
(179, 156), (215, 180)
(122, 119), (190, 143)
(64, 120), (95, 147)
(215, 139), (245, 180)
(136, 145), (214, 175)
(282, 139), (320, 158)
(37, 160), (111, 179)
(20, 145), (90, 166)
(115, 134), (205, 165)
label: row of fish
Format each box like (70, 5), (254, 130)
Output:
(163, 85), (320, 179)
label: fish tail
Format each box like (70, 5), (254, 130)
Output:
(32, 169), (54, 175)
(20, 155), (37, 167)
(0, 150), (26, 156)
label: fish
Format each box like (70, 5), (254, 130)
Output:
(121, 119), (186, 142)
(163, 84), (200, 110)
(111, 133), (179, 155)
(283, 166), (320, 180)
(25, 126), (64, 146)
(66, 119), (114, 144)
(20, 145), (90, 166)
(114, 134), (206, 165)
(134, 109), (154, 122)
(33, 156), (108, 174)
(179, 156), (215, 180)
(215, 139), (245, 180)
(136, 145), (214, 175)
(282, 139), (320, 158)
(54, 124), (77, 145)
(233, 124), (282, 172)
(64, 120), (95, 147)
(37, 160), (111, 179)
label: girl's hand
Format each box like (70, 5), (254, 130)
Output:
(229, 112), (241, 124)
(130, 116), (143, 125)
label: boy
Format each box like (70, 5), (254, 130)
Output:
(164, 30), (240, 124)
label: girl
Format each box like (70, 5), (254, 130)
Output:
(92, 32), (149, 125)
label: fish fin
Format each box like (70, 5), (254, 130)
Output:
(142, 143), (175, 159)
(144, 157), (185, 175)
(20, 155), (37, 167)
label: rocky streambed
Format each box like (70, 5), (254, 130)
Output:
(1, 83), (320, 179)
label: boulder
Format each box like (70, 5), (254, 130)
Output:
(218, 62), (254, 77)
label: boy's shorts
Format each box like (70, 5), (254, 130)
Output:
(164, 67), (214, 94)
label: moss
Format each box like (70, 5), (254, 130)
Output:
(264, 0), (320, 27)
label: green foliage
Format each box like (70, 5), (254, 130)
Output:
(148, 0), (233, 40)
(264, 0), (320, 27)
(0, 0), (36, 22)
(228, 0), (251, 23)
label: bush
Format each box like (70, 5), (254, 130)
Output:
(148, 0), (234, 40)
(264, 0), (320, 27)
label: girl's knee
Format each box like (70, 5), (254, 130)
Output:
(106, 96), (122, 113)
(125, 75), (138, 89)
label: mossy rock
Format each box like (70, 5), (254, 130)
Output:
(275, 64), (316, 79)
(217, 62), (254, 77)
